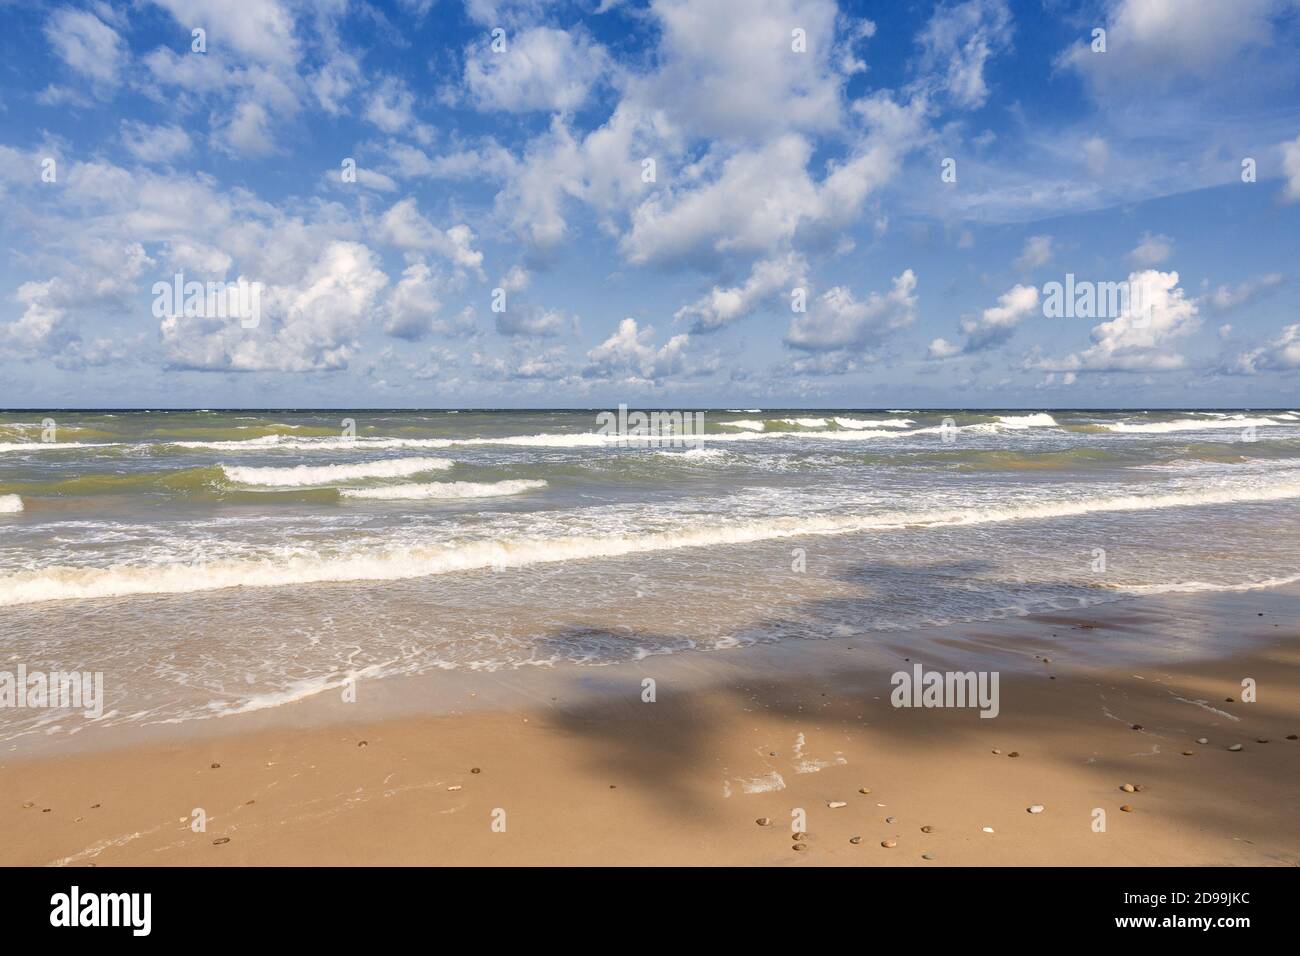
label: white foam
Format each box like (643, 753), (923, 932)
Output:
(1117, 572), (1300, 595)
(719, 420), (766, 431)
(7, 475), (1300, 606)
(996, 413), (1059, 429)
(833, 417), (914, 429)
(1103, 416), (1279, 433)
(0, 442), (120, 453)
(0, 495), (23, 513)
(779, 418), (829, 428)
(340, 479), (546, 500)
(221, 457), (453, 487)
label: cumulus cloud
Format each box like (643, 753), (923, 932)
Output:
(585, 317), (690, 381)
(1205, 273), (1285, 311)
(928, 282), (1038, 358)
(1014, 234), (1053, 271)
(1028, 270), (1201, 372)
(1229, 323), (1300, 373)
(161, 241), (388, 372)
(378, 199), (485, 277)
(120, 121), (194, 164)
(786, 270), (918, 353)
(675, 254), (806, 333)
(44, 7), (125, 91)
(463, 26), (609, 113)
(1127, 232), (1172, 267)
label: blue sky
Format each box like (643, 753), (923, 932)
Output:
(1, 0), (1298, 408)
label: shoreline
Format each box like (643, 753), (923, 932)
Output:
(3, 585), (1298, 866)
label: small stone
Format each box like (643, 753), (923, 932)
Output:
(884, 815), (896, 823)
(470, 767), (481, 774)
(1134, 784), (1146, 792)
(210, 763), (221, 769)
(1120, 805), (1133, 812)
(1027, 805), (1044, 814)
(1256, 738), (1269, 744)
(1287, 734), (1298, 740)
(858, 787), (871, 794)
(1196, 737), (1209, 744)
(792, 843), (807, 851)
(245, 800), (255, 805)
(982, 827), (995, 833)
(212, 837), (231, 845)
(41, 808), (50, 813)
(991, 748), (1002, 754)
(21, 801), (33, 809)
(921, 853), (935, 860)
(357, 740), (367, 748)
(756, 817), (771, 827)
(74, 816), (83, 823)
(849, 836), (862, 845)
(1131, 724), (1143, 731)
(920, 825), (934, 833)
(1008, 751), (1020, 758)
(91, 803), (100, 809)
(1228, 743), (1243, 751)
(1042, 657), (1052, 663)
(447, 785), (462, 791)
(792, 831), (808, 841)
(1120, 784), (1136, 793)
(1182, 750), (1195, 756)
(880, 840), (896, 848)
(828, 801), (847, 809)
(1225, 698), (1234, 703)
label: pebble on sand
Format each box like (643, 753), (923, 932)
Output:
(1027, 805), (1044, 814)
(1131, 724), (1143, 731)
(880, 840), (897, 848)
(792, 831), (808, 841)
(1182, 750), (1196, 756)
(982, 827), (995, 833)
(212, 837), (231, 845)
(991, 749), (1002, 754)
(920, 825), (934, 833)
(1120, 805), (1133, 812)
(1288, 734), (1298, 740)
(1256, 738), (1269, 744)
(858, 787), (871, 794)
(1120, 784), (1136, 793)
(357, 740), (368, 748)
(792, 843), (807, 851)
(756, 817), (771, 827)
(828, 801), (847, 809)
(471, 767), (482, 774)
(21, 802), (34, 809)
(1228, 743), (1243, 751)
(210, 763), (221, 769)
(1196, 737), (1209, 745)
(885, 815), (897, 823)
(849, 836), (863, 845)
(1008, 751), (1021, 758)
(922, 853), (936, 861)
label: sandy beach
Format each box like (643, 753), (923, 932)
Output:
(5, 586), (1298, 867)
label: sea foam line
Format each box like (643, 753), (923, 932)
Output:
(4, 476), (1300, 606)
(221, 457), (453, 486)
(340, 479), (546, 500)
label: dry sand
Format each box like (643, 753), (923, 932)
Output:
(3, 593), (1299, 866)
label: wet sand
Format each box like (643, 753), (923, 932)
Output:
(3, 590), (1299, 866)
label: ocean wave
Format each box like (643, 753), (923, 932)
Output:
(5, 475), (1299, 606)
(1115, 572), (1300, 595)
(221, 457), (453, 487)
(833, 417), (914, 429)
(0, 495), (22, 513)
(1103, 416), (1281, 433)
(0, 442), (121, 453)
(340, 479), (546, 500)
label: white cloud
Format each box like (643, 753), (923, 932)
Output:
(495, 306), (569, 338)
(150, 0), (299, 66)
(45, 7), (124, 90)
(585, 317), (690, 381)
(786, 270), (918, 352)
(929, 282), (1038, 357)
(914, 0), (1013, 109)
(1014, 234), (1053, 271)
(674, 253), (806, 333)
(464, 26), (609, 113)
(383, 260), (444, 341)
(1229, 323), (1300, 373)
(161, 241), (388, 372)
(1127, 232), (1172, 267)
(1206, 273), (1285, 311)
(1282, 134), (1300, 202)
(378, 199), (485, 276)
(121, 121), (194, 164)
(1029, 270), (1201, 372)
